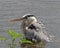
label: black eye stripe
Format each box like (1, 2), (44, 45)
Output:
(24, 15), (35, 19)
(27, 15), (34, 17)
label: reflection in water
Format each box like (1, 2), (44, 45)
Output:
(21, 41), (46, 48)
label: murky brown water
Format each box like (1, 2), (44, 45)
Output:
(0, 0), (60, 48)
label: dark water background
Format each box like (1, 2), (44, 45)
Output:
(0, 0), (60, 48)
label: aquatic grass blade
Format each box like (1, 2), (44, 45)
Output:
(20, 39), (33, 44)
(6, 30), (23, 39)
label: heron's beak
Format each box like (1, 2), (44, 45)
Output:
(9, 17), (24, 22)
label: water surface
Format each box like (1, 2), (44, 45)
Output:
(0, 0), (60, 48)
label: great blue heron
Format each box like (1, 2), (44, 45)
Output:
(9, 14), (54, 42)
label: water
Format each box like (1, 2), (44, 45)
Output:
(0, 0), (60, 48)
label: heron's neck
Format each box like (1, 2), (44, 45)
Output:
(30, 20), (37, 24)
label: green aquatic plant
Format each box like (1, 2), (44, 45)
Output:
(6, 30), (23, 39)
(20, 39), (33, 44)
(6, 30), (23, 48)
(6, 30), (33, 43)
(0, 30), (33, 48)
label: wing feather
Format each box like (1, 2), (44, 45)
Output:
(25, 22), (54, 42)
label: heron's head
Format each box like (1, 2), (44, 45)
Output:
(9, 14), (37, 24)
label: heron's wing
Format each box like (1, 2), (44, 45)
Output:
(25, 22), (54, 42)
(32, 22), (55, 42)
(25, 22), (46, 41)
(24, 23), (41, 41)
(32, 22), (49, 36)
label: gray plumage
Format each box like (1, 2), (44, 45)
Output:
(23, 22), (52, 42)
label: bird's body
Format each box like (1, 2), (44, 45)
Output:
(10, 14), (54, 42)
(21, 20), (51, 42)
